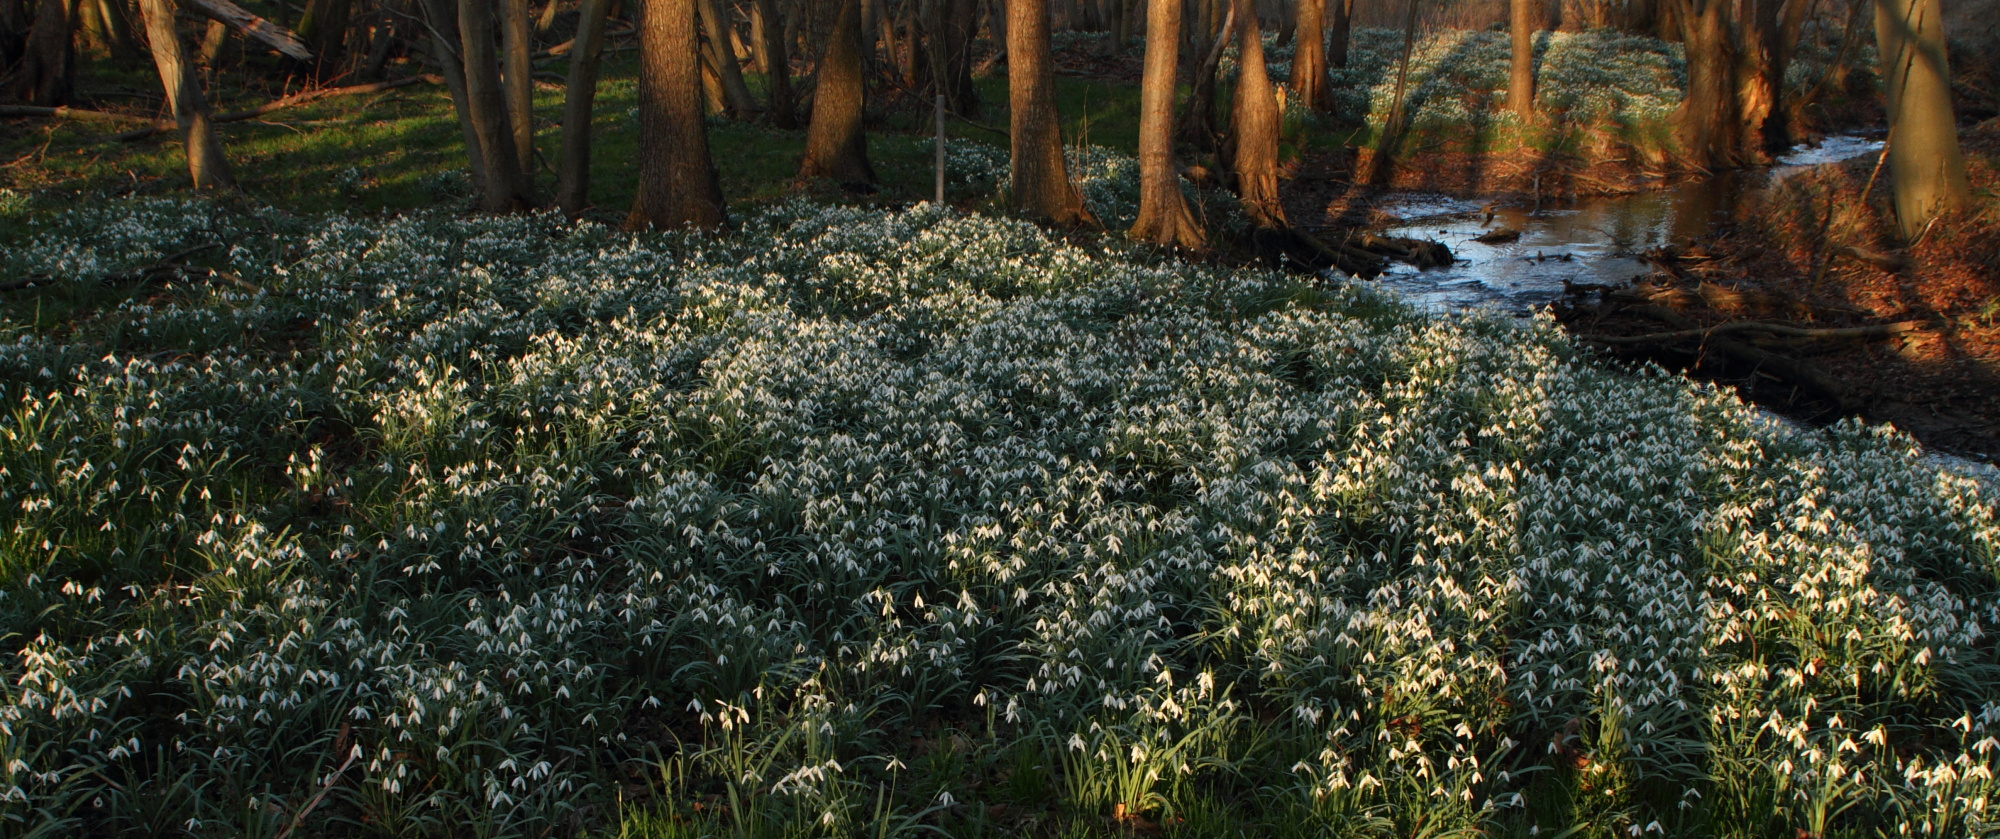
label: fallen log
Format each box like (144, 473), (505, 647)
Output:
(0, 105), (156, 122)
(1623, 304), (1856, 410)
(1833, 244), (1913, 273)
(98, 75), (441, 142)
(1587, 319), (1924, 345)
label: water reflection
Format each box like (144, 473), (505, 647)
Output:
(1358, 134), (1886, 314)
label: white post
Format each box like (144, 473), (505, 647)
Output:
(935, 93), (947, 207)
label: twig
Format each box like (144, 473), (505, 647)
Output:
(96, 76), (442, 142)
(0, 105), (157, 122)
(272, 749), (357, 839)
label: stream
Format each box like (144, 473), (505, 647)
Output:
(1353, 133), (2000, 482)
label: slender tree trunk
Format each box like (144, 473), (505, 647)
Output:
(631, 0), (727, 228)
(297, 0), (352, 75)
(1327, 0), (1348, 68)
(137, 0), (234, 189)
(418, 0), (492, 197)
(1130, 0), (1205, 249)
(557, 0), (612, 214)
(1754, 0), (1808, 151)
(1508, 0), (1534, 119)
(1178, 1), (1232, 149)
(462, 0), (536, 210)
(14, 0), (76, 106)
(538, 0), (562, 31)
(502, 0), (536, 174)
(1290, 0), (1326, 111)
(697, 0), (757, 114)
(1874, 0), (1969, 238)
(1009, 0), (1087, 223)
(197, 18), (226, 82)
(798, 0), (873, 183)
(1229, 0), (1282, 228)
(753, 0), (794, 124)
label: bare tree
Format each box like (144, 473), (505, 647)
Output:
(630, 0), (727, 229)
(798, 0), (873, 184)
(460, 0), (536, 209)
(558, 0), (614, 214)
(297, 0), (351, 74)
(137, 0), (235, 189)
(1874, 0), (1969, 237)
(1290, 0), (1329, 111)
(417, 0), (493, 198)
(12, 0), (76, 105)
(1507, 0), (1534, 119)
(1130, 0), (1205, 249)
(1227, 0), (1282, 228)
(1327, 0), (1349, 68)
(1008, 0), (1088, 223)
(1668, 0), (1744, 169)
(698, 0), (757, 115)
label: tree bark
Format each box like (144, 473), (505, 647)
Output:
(798, 0), (873, 184)
(502, 0), (536, 174)
(697, 0), (756, 115)
(1507, 0), (1534, 119)
(137, 0), (235, 189)
(417, 0), (492, 199)
(462, 0), (536, 210)
(557, 0), (613, 214)
(631, 0), (727, 229)
(753, 0), (794, 125)
(1178, 1), (1232, 149)
(1008, 0), (1086, 223)
(1670, 0), (1744, 170)
(1228, 0), (1282, 228)
(13, 0), (76, 106)
(1290, 0), (1328, 111)
(1874, 0), (1969, 238)
(1327, 0), (1348, 68)
(296, 0), (352, 74)
(1130, 0), (1205, 249)
(1, 0), (26, 76)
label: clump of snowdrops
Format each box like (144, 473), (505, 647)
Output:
(0, 194), (1996, 839)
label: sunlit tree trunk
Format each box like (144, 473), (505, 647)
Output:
(1290, 0), (1329, 111)
(1130, 0), (1205, 249)
(13, 0), (76, 105)
(1008, 0), (1087, 222)
(1508, 0), (1535, 119)
(752, 0), (795, 125)
(698, 0), (757, 115)
(798, 0), (873, 184)
(137, 0), (235, 190)
(1670, 0), (1745, 170)
(462, 0), (536, 209)
(1874, 0), (1969, 238)
(557, 0), (613, 214)
(1228, 0), (1283, 228)
(631, 0), (727, 228)
(503, 0), (537, 174)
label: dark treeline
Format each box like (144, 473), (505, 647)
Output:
(0, 0), (1976, 241)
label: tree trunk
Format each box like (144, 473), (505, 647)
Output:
(557, 0), (613, 214)
(1290, 0), (1327, 111)
(1130, 0), (1205, 249)
(698, 0), (757, 115)
(1, 0), (26, 76)
(418, 0), (492, 198)
(462, 0), (536, 210)
(1327, 0), (1348, 68)
(1178, 1), (1232, 149)
(1874, 0), (1969, 238)
(1229, 0), (1282, 228)
(137, 0), (235, 189)
(753, 0), (794, 125)
(502, 0), (536, 174)
(297, 0), (352, 74)
(1008, 0), (1087, 223)
(197, 18), (227, 81)
(1670, 0), (1744, 170)
(798, 0), (873, 184)
(631, 0), (727, 228)
(1508, 0), (1534, 119)
(14, 0), (76, 106)
(538, 0), (562, 31)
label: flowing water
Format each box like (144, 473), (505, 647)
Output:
(1352, 133), (2000, 480)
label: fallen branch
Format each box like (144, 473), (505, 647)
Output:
(1624, 305), (1856, 409)
(99, 75), (441, 142)
(1833, 244), (1913, 273)
(1588, 319), (1924, 345)
(0, 105), (157, 122)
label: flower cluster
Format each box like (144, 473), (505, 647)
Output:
(0, 196), (1995, 838)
